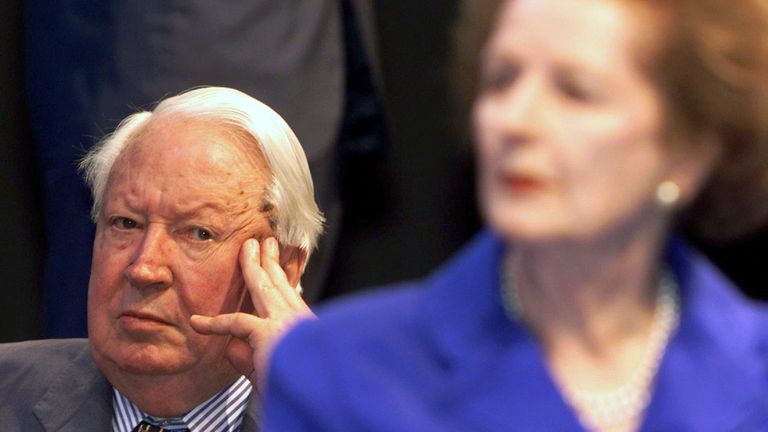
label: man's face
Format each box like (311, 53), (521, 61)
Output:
(88, 117), (273, 384)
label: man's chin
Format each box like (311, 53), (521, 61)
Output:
(118, 361), (190, 376)
(94, 341), (196, 377)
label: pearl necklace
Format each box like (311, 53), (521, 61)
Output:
(500, 262), (680, 432)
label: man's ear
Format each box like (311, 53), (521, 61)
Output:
(278, 245), (308, 288)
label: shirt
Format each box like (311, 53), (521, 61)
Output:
(112, 375), (253, 432)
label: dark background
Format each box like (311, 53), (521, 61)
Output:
(1, 0), (766, 342)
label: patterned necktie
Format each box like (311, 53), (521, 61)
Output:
(132, 419), (190, 432)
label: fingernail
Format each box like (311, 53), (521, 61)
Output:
(250, 239), (260, 256)
(267, 237), (278, 254)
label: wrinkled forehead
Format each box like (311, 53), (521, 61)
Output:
(133, 115), (265, 163)
(105, 115), (272, 208)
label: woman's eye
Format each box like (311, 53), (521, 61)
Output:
(556, 74), (600, 103)
(190, 227), (214, 241)
(112, 217), (138, 230)
(481, 63), (521, 93)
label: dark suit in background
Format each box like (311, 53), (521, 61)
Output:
(25, 0), (388, 338)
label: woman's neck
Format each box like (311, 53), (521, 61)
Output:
(505, 224), (679, 432)
(508, 225), (667, 356)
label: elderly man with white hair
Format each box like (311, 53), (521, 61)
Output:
(0, 86), (320, 431)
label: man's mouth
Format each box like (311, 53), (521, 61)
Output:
(119, 310), (172, 327)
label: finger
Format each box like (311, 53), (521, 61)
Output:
(261, 237), (289, 286)
(261, 237), (305, 310)
(190, 313), (260, 342)
(240, 239), (286, 317)
(245, 238), (293, 318)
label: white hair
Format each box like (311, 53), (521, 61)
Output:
(80, 86), (325, 255)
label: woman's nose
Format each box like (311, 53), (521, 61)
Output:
(124, 225), (173, 290)
(492, 72), (548, 143)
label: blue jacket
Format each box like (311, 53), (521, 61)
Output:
(266, 231), (768, 431)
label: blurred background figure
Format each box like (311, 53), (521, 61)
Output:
(265, 0), (768, 430)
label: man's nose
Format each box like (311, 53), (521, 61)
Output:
(124, 224), (173, 290)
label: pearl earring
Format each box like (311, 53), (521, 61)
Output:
(656, 180), (680, 206)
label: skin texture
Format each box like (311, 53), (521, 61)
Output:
(88, 116), (309, 416)
(191, 236), (314, 392)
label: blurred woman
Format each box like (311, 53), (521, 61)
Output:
(196, 0), (768, 430)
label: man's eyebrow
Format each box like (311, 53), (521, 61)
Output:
(174, 202), (234, 219)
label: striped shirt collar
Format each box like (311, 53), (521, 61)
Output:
(111, 375), (253, 432)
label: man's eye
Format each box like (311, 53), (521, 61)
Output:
(190, 227), (214, 241)
(112, 217), (138, 230)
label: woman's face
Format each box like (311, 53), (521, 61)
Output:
(474, 0), (711, 243)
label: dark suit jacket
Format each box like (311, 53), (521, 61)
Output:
(0, 339), (260, 431)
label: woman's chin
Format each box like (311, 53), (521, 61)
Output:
(487, 209), (570, 244)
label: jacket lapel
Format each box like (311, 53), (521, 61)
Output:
(641, 240), (768, 430)
(419, 231), (585, 431)
(416, 232), (768, 431)
(29, 340), (265, 432)
(32, 341), (113, 432)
